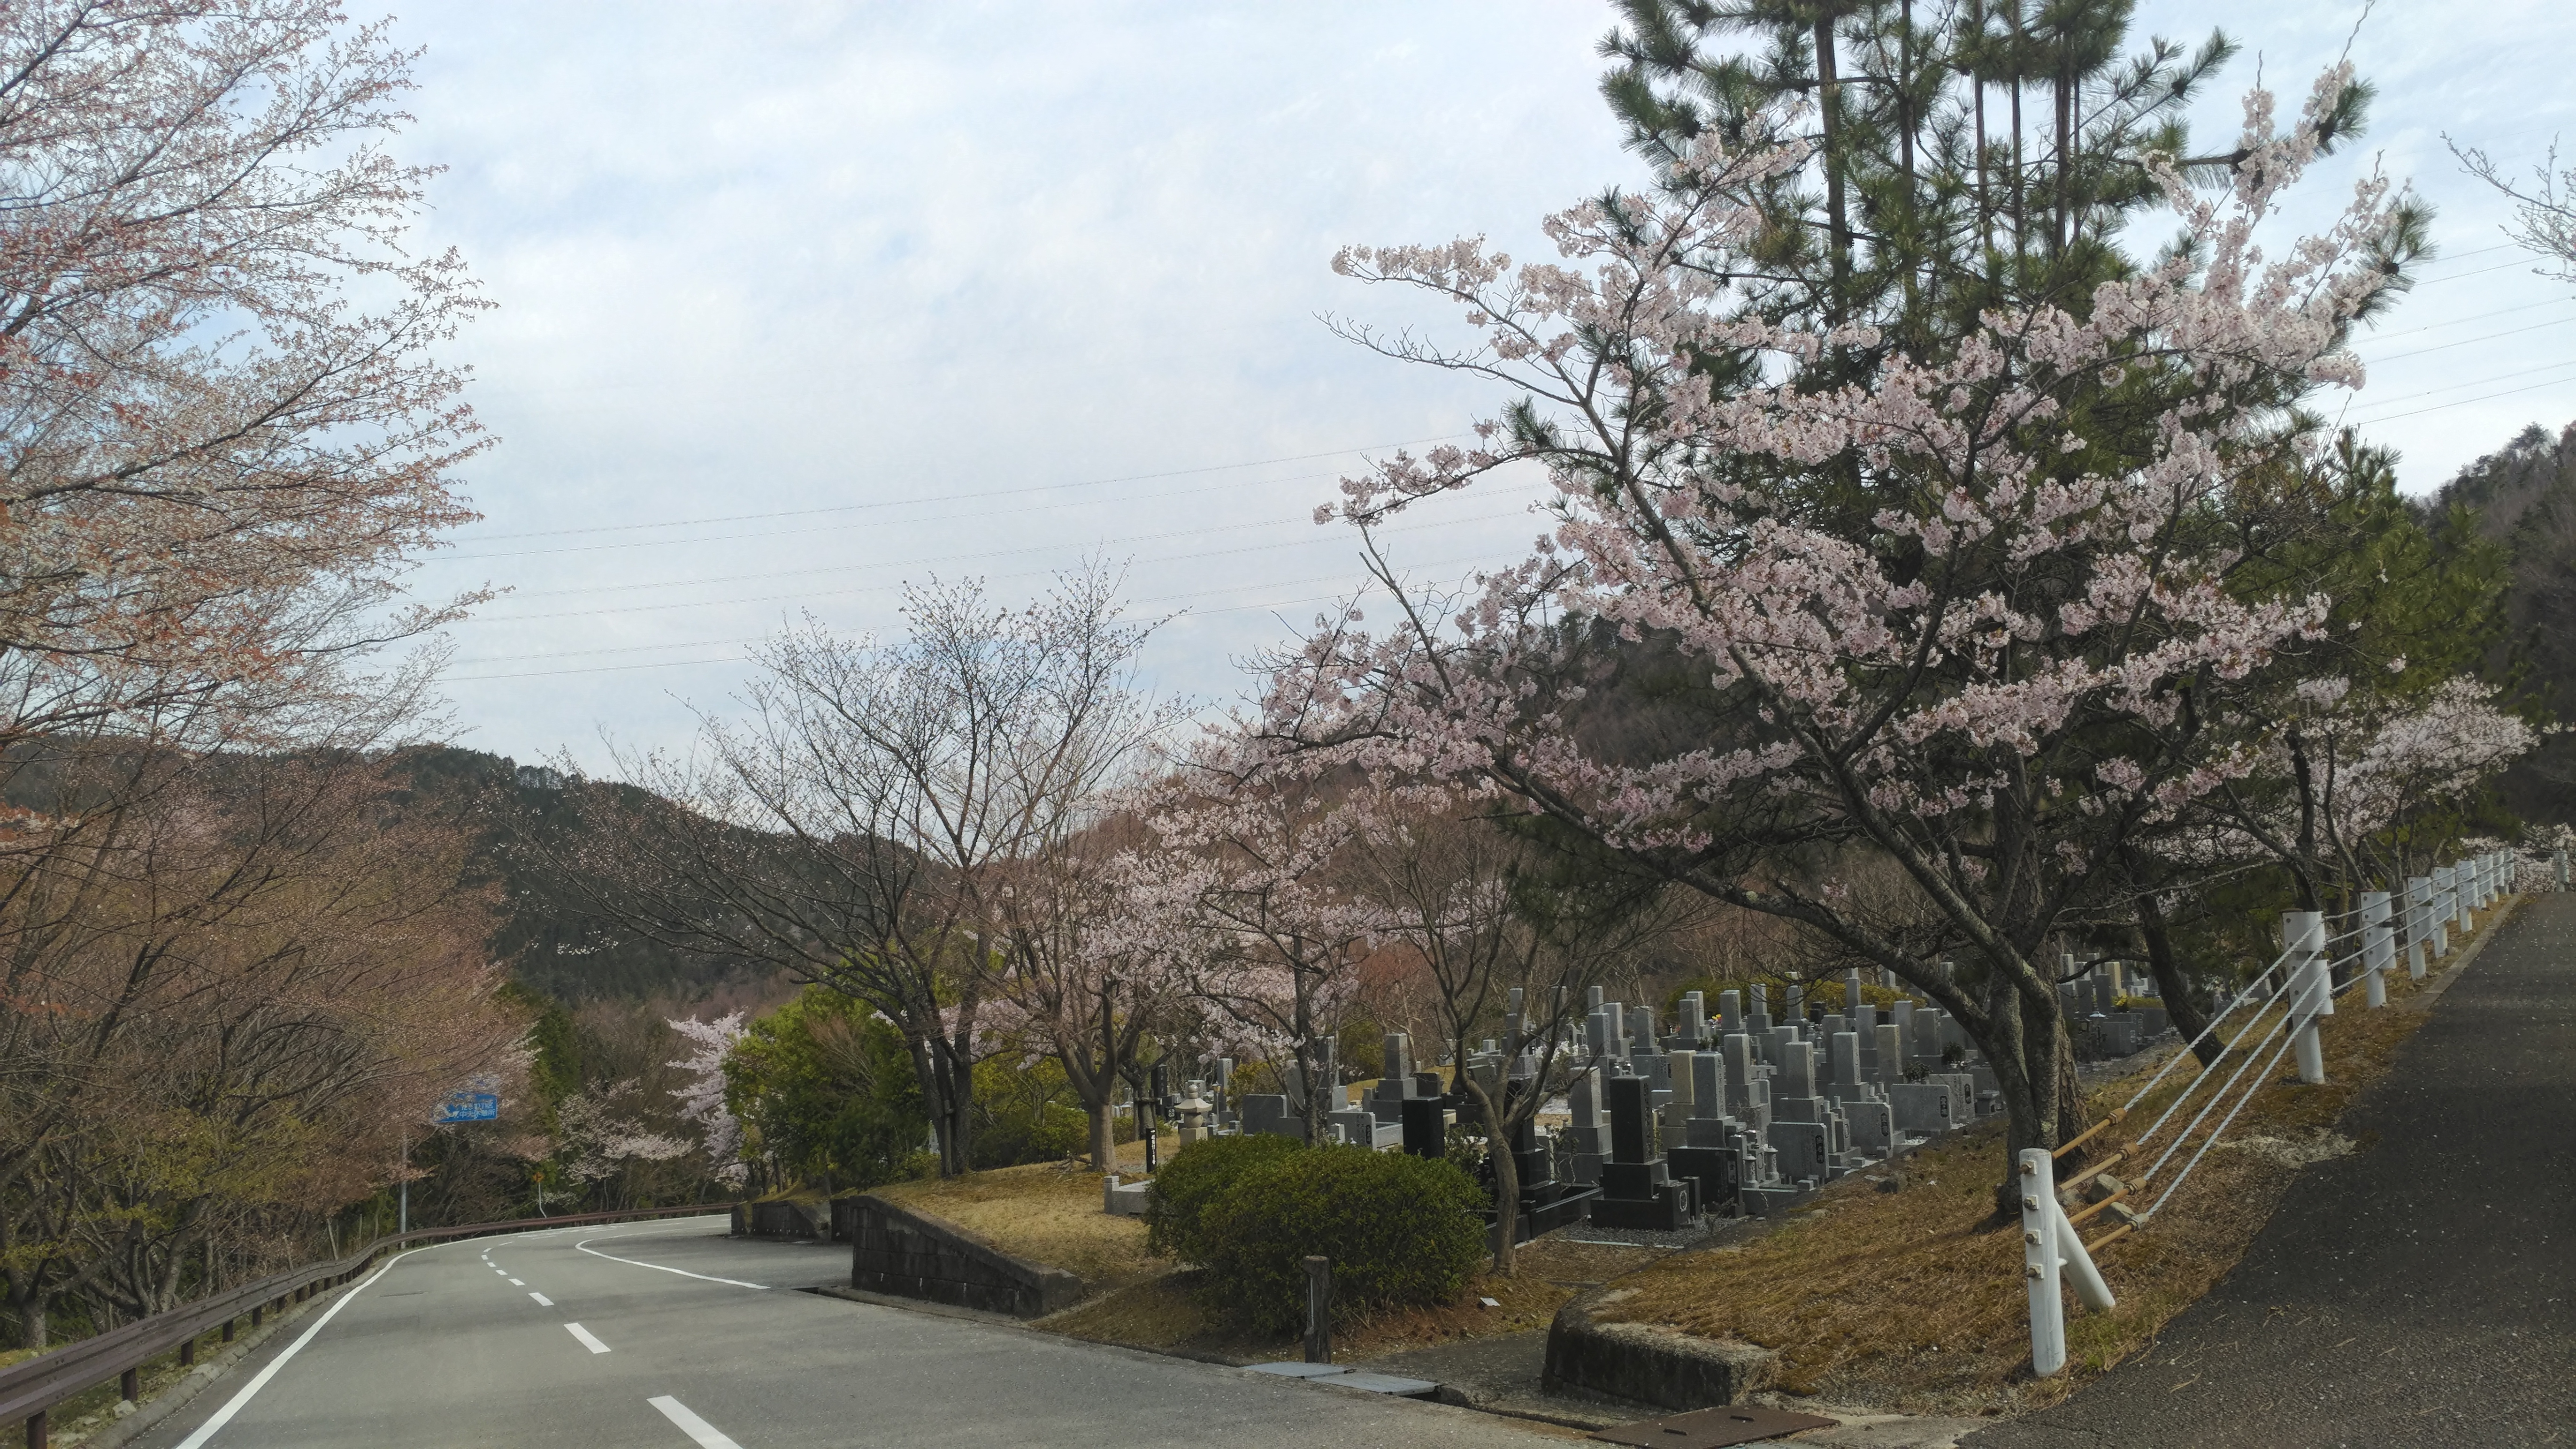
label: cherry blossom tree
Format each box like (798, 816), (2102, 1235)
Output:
(982, 819), (1194, 1172)
(551, 567), (1171, 1177)
(667, 1012), (751, 1189)
(0, 1), (487, 768)
(1339, 792), (1688, 1273)
(555, 1081), (692, 1207)
(2195, 675), (2537, 904)
(1118, 734), (1388, 1144)
(1273, 71), (2414, 1167)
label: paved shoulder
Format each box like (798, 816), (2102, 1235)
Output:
(1967, 894), (2576, 1449)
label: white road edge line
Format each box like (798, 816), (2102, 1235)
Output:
(649, 1395), (746, 1449)
(566, 1322), (613, 1354)
(173, 1251), (413, 1449)
(573, 1235), (768, 1290)
(529, 1291), (553, 1306)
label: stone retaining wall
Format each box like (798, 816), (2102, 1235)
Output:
(733, 1199), (829, 1241)
(844, 1194), (1087, 1318)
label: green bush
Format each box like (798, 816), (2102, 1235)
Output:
(1196, 1144), (1487, 1333)
(1145, 1132), (1308, 1261)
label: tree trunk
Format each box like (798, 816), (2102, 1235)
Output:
(2134, 900), (2219, 1067)
(1457, 1063), (1518, 1277)
(1090, 1101), (1117, 1174)
(1966, 976), (2087, 1213)
(944, 1036), (975, 1175)
(1813, 7), (1851, 318)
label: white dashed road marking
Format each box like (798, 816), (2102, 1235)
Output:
(649, 1395), (745, 1449)
(565, 1322), (612, 1354)
(529, 1291), (553, 1306)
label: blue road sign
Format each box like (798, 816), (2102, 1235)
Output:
(433, 1091), (500, 1123)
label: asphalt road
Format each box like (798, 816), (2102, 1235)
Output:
(134, 1215), (1560, 1449)
(1966, 892), (2576, 1449)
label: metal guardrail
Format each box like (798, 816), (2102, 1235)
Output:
(2, 1202), (738, 1445)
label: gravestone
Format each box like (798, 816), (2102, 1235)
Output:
(1678, 990), (1709, 1047)
(1586, 1075), (1696, 1230)
(1887, 1080), (1957, 1136)
(1721, 1033), (1772, 1134)
(1401, 1095), (1445, 1158)
(1565, 1065), (1611, 1182)
(1241, 1093), (1296, 1139)
(1368, 1033), (1420, 1123)
(1873, 1022), (1906, 1088)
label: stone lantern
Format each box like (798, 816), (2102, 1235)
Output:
(1176, 1080), (1214, 1145)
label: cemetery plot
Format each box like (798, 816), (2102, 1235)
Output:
(1569, 943), (2472, 1418)
(873, 1161), (1168, 1293)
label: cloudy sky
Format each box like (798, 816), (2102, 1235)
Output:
(385, 1), (2576, 769)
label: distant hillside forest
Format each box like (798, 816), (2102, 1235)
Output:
(389, 747), (789, 1006)
(2435, 421), (2576, 827)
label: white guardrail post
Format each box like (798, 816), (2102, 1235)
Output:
(2557, 848), (2568, 893)
(2019, 1148), (2114, 1377)
(2432, 867), (2453, 957)
(2407, 875), (2431, 978)
(2455, 862), (2475, 934)
(2019, 1148), (2066, 1377)
(2285, 910), (2328, 1084)
(2361, 890), (2392, 1008)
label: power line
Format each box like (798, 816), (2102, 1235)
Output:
(494, 466), (1358, 599)
(2343, 357), (2576, 419)
(2348, 374), (2576, 426)
(2411, 257), (2552, 287)
(450, 549), (1516, 669)
(459, 492), (1551, 627)
(2361, 297), (2573, 343)
(445, 432), (1477, 549)
(447, 577), (1455, 684)
(2360, 314), (2576, 365)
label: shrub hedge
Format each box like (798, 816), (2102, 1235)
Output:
(1196, 1143), (1487, 1333)
(1145, 1132), (1308, 1262)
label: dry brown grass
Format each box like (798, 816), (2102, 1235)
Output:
(873, 1160), (1169, 1290)
(1593, 901), (2516, 1418)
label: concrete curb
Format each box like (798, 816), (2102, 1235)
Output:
(1542, 1282), (1776, 1411)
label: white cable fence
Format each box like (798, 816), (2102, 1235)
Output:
(2018, 847), (2535, 1375)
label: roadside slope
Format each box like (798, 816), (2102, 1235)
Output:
(1966, 893), (2576, 1448)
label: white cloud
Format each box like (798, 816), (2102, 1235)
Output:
(389, 0), (2576, 766)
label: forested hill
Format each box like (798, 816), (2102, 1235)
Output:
(389, 746), (785, 1005)
(2435, 422), (2576, 826)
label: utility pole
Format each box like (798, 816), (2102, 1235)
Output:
(399, 1129), (408, 1235)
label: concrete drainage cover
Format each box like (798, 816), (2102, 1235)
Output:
(1245, 1362), (1350, 1379)
(1327, 1371), (1441, 1398)
(1593, 1404), (1838, 1448)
